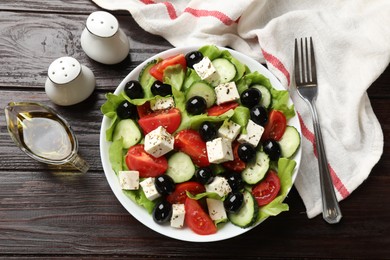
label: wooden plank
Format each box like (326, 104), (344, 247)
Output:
(0, 11), (171, 90)
(0, 0), (121, 14)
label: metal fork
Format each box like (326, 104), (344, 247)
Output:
(294, 37), (342, 224)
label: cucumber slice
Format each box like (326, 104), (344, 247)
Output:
(113, 119), (142, 149)
(279, 126), (301, 158)
(242, 151), (270, 184)
(212, 58), (236, 85)
(251, 84), (271, 109)
(166, 152), (196, 183)
(186, 81), (216, 108)
(228, 190), (259, 228)
(138, 60), (157, 98)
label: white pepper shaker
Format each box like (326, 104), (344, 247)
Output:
(80, 11), (130, 65)
(45, 56), (95, 106)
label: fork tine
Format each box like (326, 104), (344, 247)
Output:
(305, 38), (310, 82)
(309, 37), (317, 83)
(294, 38), (300, 83)
(300, 38), (305, 83)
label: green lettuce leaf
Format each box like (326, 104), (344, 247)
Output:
(123, 189), (156, 214)
(269, 89), (296, 119)
(105, 114), (118, 141)
(257, 158), (297, 222)
(210, 164), (226, 175)
(163, 64), (185, 91)
(108, 138), (125, 174)
(101, 92), (125, 115)
(277, 157), (297, 195)
(186, 191), (223, 201)
(199, 45), (222, 60)
(183, 69), (201, 90)
(186, 110), (234, 131)
(101, 93), (123, 141)
(231, 106), (250, 133)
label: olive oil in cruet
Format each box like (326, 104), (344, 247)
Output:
(4, 102), (89, 173)
(16, 111), (74, 161)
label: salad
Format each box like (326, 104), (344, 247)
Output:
(101, 45), (300, 236)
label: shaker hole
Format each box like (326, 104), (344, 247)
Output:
(59, 60), (63, 63)
(62, 67), (65, 70)
(111, 26), (114, 29)
(65, 74), (68, 77)
(100, 21), (104, 24)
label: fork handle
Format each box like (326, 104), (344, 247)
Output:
(308, 100), (342, 224)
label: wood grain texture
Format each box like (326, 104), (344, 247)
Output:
(0, 1), (389, 259)
(0, 0), (126, 14)
(0, 11), (171, 90)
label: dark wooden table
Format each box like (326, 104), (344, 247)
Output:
(0, 1), (389, 259)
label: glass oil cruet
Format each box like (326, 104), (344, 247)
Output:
(4, 102), (89, 173)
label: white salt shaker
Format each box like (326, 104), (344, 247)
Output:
(80, 11), (130, 65)
(45, 56), (96, 106)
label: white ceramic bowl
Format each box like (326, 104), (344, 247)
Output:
(100, 46), (302, 242)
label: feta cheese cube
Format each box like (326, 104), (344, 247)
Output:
(206, 137), (234, 164)
(206, 198), (227, 222)
(193, 57), (218, 81)
(150, 96), (175, 111)
(237, 134), (249, 144)
(170, 204), (186, 228)
(218, 120), (241, 141)
(214, 82), (240, 105)
(205, 176), (232, 197)
(237, 120), (264, 147)
(140, 177), (161, 201)
(144, 126), (174, 158)
(118, 170), (139, 190)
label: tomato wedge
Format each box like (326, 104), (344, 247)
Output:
(174, 129), (210, 167)
(149, 54), (187, 81)
(166, 181), (205, 204)
(185, 197), (217, 235)
(125, 144), (168, 178)
(207, 102), (239, 116)
(138, 108), (181, 134)
(261, 110), (287, 141)
(136, 102), (153, 118)
(252, 170), (281, 206)
(223, 141), (246, 172)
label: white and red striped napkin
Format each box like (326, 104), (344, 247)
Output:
(92, 0), (390, 218)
